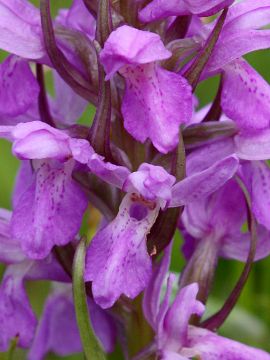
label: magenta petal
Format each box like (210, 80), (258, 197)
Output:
(221, 59), (270, 132)
(100, 25), (171, 79)
(143, 243), (172, 329)
(11, 160), (88, 259)
(139, 0), (187, 23)
(12, 121), (56, 139)
(88, 153), (131, 189)
(28, 288), (82, 360)
(234, 130), (270, 160)
(122, 63), (192, 153)
(206, 29), (270, 74)
(0, 0), (45, 59)
(156, 274), (176, 341)
(56, 0), (96, 39)
(0, 125), (15, 140)
(180, 230), (199, 260)
(69, 138), (93, 164)
(225, 0), (270, 33)
(139, 0), (233, 23)
(181, 198), (214, 240)
(204, 178), (246, 233)
(50, 71), (88, 126)
(0, 209), (25, 264)
(188, 326), (270, 360)
(243, 161), (270, 230)
(85, 194), (160, 308)
(12, 121), (70, 160)
(28, 285), (116, 360)
(13, 161), (33, 208)
(170, 155), (239, 207)
(161, 351), (188, 360)
(25, 256), (70, 283)
(0, 265), (37, 351)
(162, 284), (204, 351)
(88, 299), (117, 353)
(182, 179), (246, 241)
(13, 130), (71, 161)
(185, 0), (234, 16)
(0, 56), (39, 118)
(12, 121), (92, 162)
(186, 138), (235, 176)
(221, 225), (270, 262)
(123, 163), (175, 206)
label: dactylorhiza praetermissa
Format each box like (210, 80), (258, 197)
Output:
(1, 0), (270, 359)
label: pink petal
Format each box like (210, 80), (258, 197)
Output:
(139, 0), (188, 23)
(85, 193), (160, 308)
(206, 29), (270, 74)
(88, 153), (131, 189)
(100, 25), (171, 79)
(163, 284), (204, 351)
(188, 326), (270, 359)
(143, 243), (173, 329)
(28, 288), (82, 360)
(170, 156), (239, 207)
(11, 160), (88, 259)
(221, 225), (270, 262)
(123, 163), (175, 206)
(121, 63), (192, 153)
(234, 130), (270, 160)
(0, 265), (37, 351)
(50, 71), (88, 126)
(221, 59), (270, 132)
(243, 161), (270, 230)
(0, 56), (39, 118)
(0, 0), (45, 59)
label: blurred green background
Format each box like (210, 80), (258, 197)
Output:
(0, 1), (270, 359)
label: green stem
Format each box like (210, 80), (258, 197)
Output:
(7, 336), (18, 360)
(72, 238), (106, 360)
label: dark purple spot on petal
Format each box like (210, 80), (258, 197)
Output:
(129, 203), (148, 221)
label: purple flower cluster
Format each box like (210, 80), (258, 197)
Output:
(0, 0), (270, 359)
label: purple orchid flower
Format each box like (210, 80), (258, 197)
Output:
(185, 138), (270, 233)
(0, 0), (95, 62)
(100, 25), (193, 154)
(0, 265), (37, 351)
(181, 177), (270, 263)
(0, 209), (69, 351)
(240, 161), (270, 232)
(221, 58), (270, 160)
(0, 54), (87, 127)
(205, 0), (270, 74)
(85, 155), (239, 308)
(49, 71), (88, 126)
(137, 0), (270, 167)
(0, 1), (270, 358)
(200, 2), (270, 159)
(143, 246), (270, 359)
(0, 0), (97, 99)
(141, 0), (270, 159)
(0, 121), (92, 259)
(139, 0), (234, 23)
(0, 209), (116, 355)
(0, 55), (39, 125)
(0, 0), (45, 60)
(28, 284), (116, 360)
(56, 0), (96, 40)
